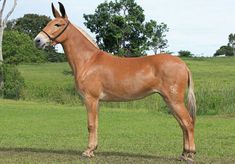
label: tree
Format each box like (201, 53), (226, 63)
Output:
(146, 21), (168, 54)
(3, 30), (46, 64)
(7, 14), (64, 62)
(0, 0), (17, 63)
(214, 33), (235, 57)
(84, 0), (168, 57)
(7, 14), (51, 39)
(0, 0), (17, 96)
(228, 33), (235, 56)
(178, 50), (194, 57)
(214, 45), (234, 57)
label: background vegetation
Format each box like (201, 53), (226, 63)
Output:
(84, 0), (168, 56)
(0, 64), (24, 99)
(178, 50), (194, 57)
(214, 33), (235, 56)
(5, 14), (66, 63)
(3, 30), (46, 64)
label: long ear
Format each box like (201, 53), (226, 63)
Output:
(58, 2), (68, 18)
(51, 3), (61, 18)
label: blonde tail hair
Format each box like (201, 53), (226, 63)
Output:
(187, 69), (196, 125)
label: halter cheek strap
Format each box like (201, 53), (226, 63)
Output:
(42, 21), (70, 43)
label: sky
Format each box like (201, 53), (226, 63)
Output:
(4, 0), (235, 56)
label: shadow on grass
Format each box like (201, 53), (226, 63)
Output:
(0, 147), (179, 162)
(0, 147), (82, 155)
(97, 151), (177, 161)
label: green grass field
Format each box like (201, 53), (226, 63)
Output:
(0, 99), (235, 163)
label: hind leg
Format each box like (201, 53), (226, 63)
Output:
(173, 104), (195, 162)
(163, 92), (195, 163)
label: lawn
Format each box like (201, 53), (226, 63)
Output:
(0, 99), (235, 163)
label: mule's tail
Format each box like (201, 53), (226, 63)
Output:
(187, 69), (196, 125)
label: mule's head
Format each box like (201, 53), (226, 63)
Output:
(34, 2), (69, 49)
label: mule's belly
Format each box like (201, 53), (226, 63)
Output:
(99, 86), (156, 102)
(99, 65), (159, 101)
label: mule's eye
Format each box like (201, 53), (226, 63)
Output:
(55, 24), (61, 27)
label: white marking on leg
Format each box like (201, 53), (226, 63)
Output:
(170, 84), (178, 95)
(99, 92), (107, 100)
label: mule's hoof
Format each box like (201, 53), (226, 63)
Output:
(82, 150), (94, 158)
(178, 153), (195, 164)
(187, 153), (195, 164)
(186, 158), (195, 164)
(178, 153), (188, 161)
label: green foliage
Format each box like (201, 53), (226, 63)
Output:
(214, 33), (235, 57)
(3, 30), (46, 64)
(18, 63), (82, 105)
(185, 57), (235, 115)
(178, 50), (194, 57)
(147, 21), (169, 54)
(228, 33), (235, 48)
(214, 45), (234, 56)
(7, 14), (66, 62)
(0, 64), (24, 99)
(84, 0), (168, 57)
(7, 14), (51, 39)
(44, 46), (66, 62)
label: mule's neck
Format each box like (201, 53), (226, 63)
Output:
(61, 23), (100, 74)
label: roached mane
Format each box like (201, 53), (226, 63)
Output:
(74, 24), (99, 48)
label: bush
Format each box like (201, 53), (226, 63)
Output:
(178, 50), (194, 57)
(0, 64), (24, 99)
(3, 30), (46, 64)
(214, 45), (234, 56)
(45, 46), (66, 62)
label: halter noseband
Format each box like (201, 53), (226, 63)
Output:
(42, 21), (70, 43)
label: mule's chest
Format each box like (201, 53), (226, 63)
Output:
(74, 74), (101, 98)
(74, 78), (87, 98)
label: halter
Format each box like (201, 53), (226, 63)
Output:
(42, 20), (70, 43)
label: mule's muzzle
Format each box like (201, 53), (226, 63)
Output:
(34, 34), (49, 49)
(34, 38), (46, 49)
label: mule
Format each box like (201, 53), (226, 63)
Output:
(34, 2), (196, 163)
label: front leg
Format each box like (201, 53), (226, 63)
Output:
(82, 95), (99, 157)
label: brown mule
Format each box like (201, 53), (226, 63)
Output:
(34, 2), (196, 163)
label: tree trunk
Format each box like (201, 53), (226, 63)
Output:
(0, 0), (17, 62)
(0, 8), (5, 96)
(153, 47), (158, 55)
(0, 27), (3, 62)
(0, 0), (18, 97)
(233, 44), (235, 56)
(0, 27), (3, 96)
(0, 26), (4, 98)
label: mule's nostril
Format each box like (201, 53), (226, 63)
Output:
(34, 37), (43, 48)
